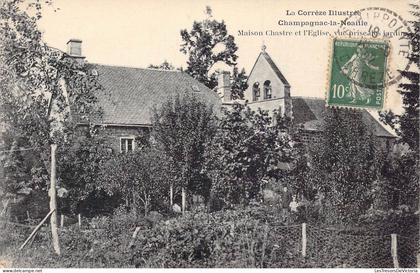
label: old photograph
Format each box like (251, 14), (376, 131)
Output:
(0, 0), (418, 269)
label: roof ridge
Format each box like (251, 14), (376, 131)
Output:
(364, 110), (398, 137)
(92, 63), (182, 73)
(292, 96), (324, 100)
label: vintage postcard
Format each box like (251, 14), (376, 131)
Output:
(0, 0), (418, 271)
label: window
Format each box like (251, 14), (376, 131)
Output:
(120, 137), (135, 153)
(264, 80), (272, 99)
(252, 82), (260, 101)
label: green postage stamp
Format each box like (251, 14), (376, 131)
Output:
(327, 38), (389, 109)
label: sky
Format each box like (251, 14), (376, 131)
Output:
(37, 0), (415, 113)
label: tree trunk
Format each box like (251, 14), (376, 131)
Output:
(170, 184), (173, 207)
(49, 144), (60, 255)
(144, 192), (149, 217)
(182, 187), (186, 214)
(132, 190), (137, 217)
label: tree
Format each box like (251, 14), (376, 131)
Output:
(380, 4), (419, 153)
(57, 129), (114, 216)
(180, 6), (238, 89)
(0, 0), (102, 211)
(378, 3), (419, 228)
(1, 140), (30, 196)
(148, 60), (175, 70)
(151, 93), (217, 209)
(205, 104), (294, 208)
(376, 144), (418, 210)
(309, 108), (383, 224)
(230, 66), (248, 100)
(97, 148), (169, 216)
(398, 4), (420, 154)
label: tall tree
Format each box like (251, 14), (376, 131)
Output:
(380, 4), (419, 153)
(180, 6), (238, 89)
(0, 0), (102, 208)
(151, 93), (216, 207)
(310, 109), (382, 224)
(378, 3), (419, 215)
(205, 104), (293, 207)
(398, 3), (419, 153)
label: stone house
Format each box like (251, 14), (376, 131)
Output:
(66, 39), (395, 153)
(65, 39), (221, 153)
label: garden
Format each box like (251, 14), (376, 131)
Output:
(0, 0), (419, 268)
(1, 95), (418, 268)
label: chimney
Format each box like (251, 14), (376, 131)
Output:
(66, 39), (85, 63)
(217, 71), (231, 102)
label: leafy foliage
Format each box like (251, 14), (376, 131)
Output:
(205, 104), (294, 207)
(0, 0), (103, 206)
(396, 4), (420, 154)
(378, 5), (419, 214)
(308, 108), (383, 224)
(8, 205), (415, 268)
(57, 129), (113, 215)
(230, 66), (248, 100)
(97, 147), (170, 216)
(180, 6), (238, 89)
(151, 93), (217, 203)
(376, 144), (419, 210)
(1, 140), (30, 195)
(380, 4), (419, 153)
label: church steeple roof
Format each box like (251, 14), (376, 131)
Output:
(248, 46), (290, 86)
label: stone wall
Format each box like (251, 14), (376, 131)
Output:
(95, 125), (150, 153)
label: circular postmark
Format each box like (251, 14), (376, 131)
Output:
(335, 7), (411, 88)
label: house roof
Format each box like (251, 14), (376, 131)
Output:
(248, 51), (290, 86)
(291, 97), (396, 138)
(93, 64), (221, 126)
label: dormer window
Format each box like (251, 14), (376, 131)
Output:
(252, 82), (260, 101)
(264, 80), (272, 99)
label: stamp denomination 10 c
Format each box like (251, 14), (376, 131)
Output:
(327, 38), (388, 109)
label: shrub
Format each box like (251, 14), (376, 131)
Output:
(7, 205), (417, 268)
(205, 104), (293, 208)
(130, 206), (308, 268)
(358, 206), (419, 235)
(151, 93), (217, 204)
(97, 148), (170, 216)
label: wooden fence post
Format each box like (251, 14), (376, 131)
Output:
(170, 184), (173, 207)
(391, 233), (399, 268)
(60, 214), (64, 228)
(181, 188), (187, 214)
(181, 187), (186, 214)
(78, 213), (82, 228)
(302, 223), (307, 257)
